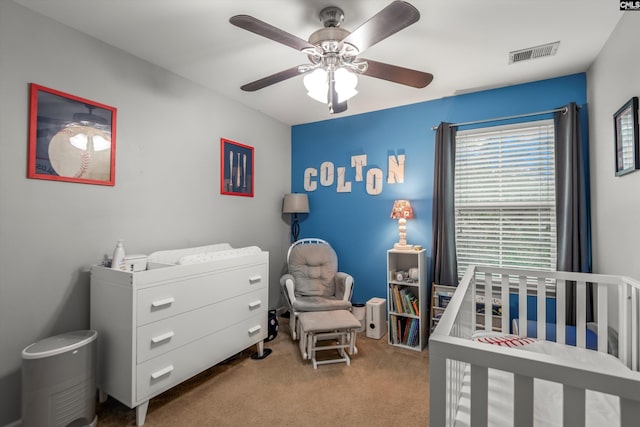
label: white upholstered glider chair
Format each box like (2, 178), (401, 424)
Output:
(280, 238), (354, 340)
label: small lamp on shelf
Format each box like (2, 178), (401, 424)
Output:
(282, 193), (310, 242)
(390, 199), (414, 250)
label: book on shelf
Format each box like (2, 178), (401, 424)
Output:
(389, 316), (402, 344)
(410, 319), (420, 347)
(435, 289), (454, 309)
(430, 313), (442, 334)
(474, 295), (502, 316)
(402, 318), (410, 343)
(412, 299), (419, 316)
(406, 319), (415, 347)
(391, 316), (420, 347)
(391, 284), (420, 316)
(393, 286), (403, 313)
(400, 288), (412, 315)
(434, 290), (503, 315)
(402, 288), (418, 316)
(438, 294), (452, 308)
(390, 316), (397, 343)
(476, 303), (502, 316)
(406, 318), (419, 347)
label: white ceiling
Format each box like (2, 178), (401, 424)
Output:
(12, 0), (623, 126)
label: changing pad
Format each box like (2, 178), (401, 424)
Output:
(147, 243), (233, 265)
(177, 246), (263, 265)
(147, 243), (263, 266)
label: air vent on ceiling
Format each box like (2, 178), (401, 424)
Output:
(509, 41), (559, 64)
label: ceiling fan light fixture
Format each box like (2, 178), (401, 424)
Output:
(303, 67), (358, 105)
(232, 1), (433, 114)
(334, 67), (358, 103)
(304, 68), (329, 103)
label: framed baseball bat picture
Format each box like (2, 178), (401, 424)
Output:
(220, 138), (254, 197)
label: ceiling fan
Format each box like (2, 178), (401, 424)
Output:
(230, 1), (434, 114)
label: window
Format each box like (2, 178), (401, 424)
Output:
(454, 120), (556, 279)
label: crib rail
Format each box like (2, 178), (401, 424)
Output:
(429, 265), (640, 427)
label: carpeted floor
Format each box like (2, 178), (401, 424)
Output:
(96, 315), (430, 426)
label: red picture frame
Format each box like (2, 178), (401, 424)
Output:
(27, 83), (117, 186)
(220, 138), (254, 197)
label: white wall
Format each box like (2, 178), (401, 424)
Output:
(587, 12), (640, 279)
(0, 2), (291, 423)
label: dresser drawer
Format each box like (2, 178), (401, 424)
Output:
(136, 287), (267, 363)
(136, 262), (267, 326)
(136, 313), (267, 402)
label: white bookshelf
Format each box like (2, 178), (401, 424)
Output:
(386, 249), (427, 351)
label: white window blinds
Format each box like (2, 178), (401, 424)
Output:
(454, 120), (556, 279)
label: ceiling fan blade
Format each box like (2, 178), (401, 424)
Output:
(240, 66), (303, 91)
(230, 15), (315, 52)
(361, 58), (433, 88)
(342, 1), (420, 53)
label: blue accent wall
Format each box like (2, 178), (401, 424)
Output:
(291, 73), (588, 304)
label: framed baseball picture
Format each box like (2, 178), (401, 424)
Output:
(27, 83), (117, 185)
(220, 138), (254, 197)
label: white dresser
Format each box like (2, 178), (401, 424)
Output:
(90, 250), (269, 426)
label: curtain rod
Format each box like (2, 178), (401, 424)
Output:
(431, 106), (568, 131)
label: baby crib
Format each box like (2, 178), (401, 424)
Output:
(429, 265), (640, 427)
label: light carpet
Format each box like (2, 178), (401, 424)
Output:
(96, 315), (430, 426)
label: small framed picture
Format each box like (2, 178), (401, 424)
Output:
(220, 138), (254, 197)
(614, 96), (639, 177)
(27, 83), (117, 185)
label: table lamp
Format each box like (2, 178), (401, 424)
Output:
(283, 193), (310, 242)
(390, 199), (414, 250)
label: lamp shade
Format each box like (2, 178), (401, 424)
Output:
(390, 200), (414, 219)
(303, 67), (358, 105)
(303, 68), (328, 103)
(334, 67), (358, 103)
(283, 193), (310, 214)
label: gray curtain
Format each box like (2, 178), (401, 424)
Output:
(430, 123), (458, 287)
(554, 102), (592, 324)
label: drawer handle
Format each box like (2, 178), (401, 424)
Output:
(248, 300), (262, 310)
(249, 275), (262, 284)
(151, 365), (174, 380)
(151, 297), (175, 308)
(151, 331), (175, 344)
(248, 325), (262, 336)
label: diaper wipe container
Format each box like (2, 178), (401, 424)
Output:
(22, 330), (98, 427)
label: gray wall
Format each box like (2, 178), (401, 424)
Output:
(0, 2), (291, 424)
(587, 12), (640, 279)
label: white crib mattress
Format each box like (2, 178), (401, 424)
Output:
(454, 337), (627, 427)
